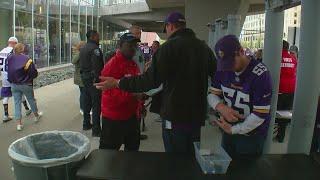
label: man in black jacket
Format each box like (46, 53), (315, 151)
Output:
(95, 12), (216, 153)
(80, 30), (104, 137)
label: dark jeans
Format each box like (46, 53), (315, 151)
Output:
(99, 116), (140, 151)
(222, 133), (266, 158)
(82, 82), (101, 133)
(79, 86), (85, 111)
(277, 93), (294, 110)
(162, 120), (201, 154)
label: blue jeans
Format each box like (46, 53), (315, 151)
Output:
(162, 120), (201, 154)
(222, 133), (266, 158)
(11, 84), (38, 120)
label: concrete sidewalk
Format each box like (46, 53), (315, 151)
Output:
(0, 78), (288, 179)
(0, 79), (164, 179)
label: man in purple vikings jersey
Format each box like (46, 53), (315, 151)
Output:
(208, 35), (272, 158)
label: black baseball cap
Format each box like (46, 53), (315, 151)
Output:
(163, 12), (186, 33)
(120, 33), (141, 43)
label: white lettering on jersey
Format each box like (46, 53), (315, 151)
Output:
(0, 47), (13, 87)
(283, 57), (293, 62)
(281, 63), (295, 68)
(252, 63), (267, 76)
(221, 85), (251, 117)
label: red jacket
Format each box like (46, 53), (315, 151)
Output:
(279, 50), (298, 94)
(101, 51), (140, 120)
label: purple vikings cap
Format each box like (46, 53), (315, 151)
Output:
(214, 35), (242, 71)
(163, 12), (186, 33)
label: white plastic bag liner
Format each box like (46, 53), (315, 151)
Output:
(8, 131), (90, 168)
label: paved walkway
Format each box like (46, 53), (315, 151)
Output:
(0, 78), (287, 179)
(0, 79), (165, 179)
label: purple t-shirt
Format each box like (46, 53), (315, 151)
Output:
(211, 59), (272, 136)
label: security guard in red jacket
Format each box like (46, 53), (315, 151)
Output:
(99, 33), (143, 151)
(278, 40), (298, 110)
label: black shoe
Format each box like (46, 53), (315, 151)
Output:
(83, 124), (93, 131)
(92, 131), (101, 137)
(140, 134), (148, 140)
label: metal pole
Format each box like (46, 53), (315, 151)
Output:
(91, 6), (94, 28)
(13, 0), (15, 37)
(287, 0), (320, 154)
(85, 6), (87, 31)
(47, 0), (50, 66)
(78, 0), (80, 33)
(263, 4), (284, 154)
(97, 0), (99, 31)
(59, 0), (62, 64)
(32, 0), (34, 59)
(102, 20), (104, 52)
(69, 0), (72, 63)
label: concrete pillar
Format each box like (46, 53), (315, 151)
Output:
(287, 0), (320, 154)
(227, 15), (241, 36)
(185, 0), (245, 42)
(207, 24), (215, 50)
(213, 22), (219, 48)
(262, 6), (284, 153)
(236, 0), (250, 32)
(214, 20), (223, 47)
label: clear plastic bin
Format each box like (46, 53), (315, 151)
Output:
(194, 142), (231, 174)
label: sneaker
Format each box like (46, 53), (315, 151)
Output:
(17, 124), (23, 131)
(80, 110), (84, 115)
(3, 116), (13, 123)
(25, 110), (32, 116)
(34, 112), (43, 123)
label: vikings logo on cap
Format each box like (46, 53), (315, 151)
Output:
(218, 50), (224, 59)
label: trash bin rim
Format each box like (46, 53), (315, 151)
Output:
(8, 130), (90, 167)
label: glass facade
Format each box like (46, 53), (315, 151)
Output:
(0, 0), (126, 69)
(100, 0), (145, 6)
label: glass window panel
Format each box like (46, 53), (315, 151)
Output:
(48, 0), (61, 66)
(15, 0), (33, 57)
(61, 0), (71, 64)
(71, 0), (80, 60)
(87, 6), (93, 31)
(34, 0), (48, 68)
(80, 1), (87, 41)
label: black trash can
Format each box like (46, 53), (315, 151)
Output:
(8, 131), (90, 180)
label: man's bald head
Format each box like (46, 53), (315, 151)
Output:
(130, 25), (142, 40)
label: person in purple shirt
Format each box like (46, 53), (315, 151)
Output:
(7, 43), (42, 131)
(208, 35), (272, 158)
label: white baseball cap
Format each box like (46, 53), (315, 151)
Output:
(8, 37), (18, 43)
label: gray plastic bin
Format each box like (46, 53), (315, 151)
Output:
(8, 131), (90, 180)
